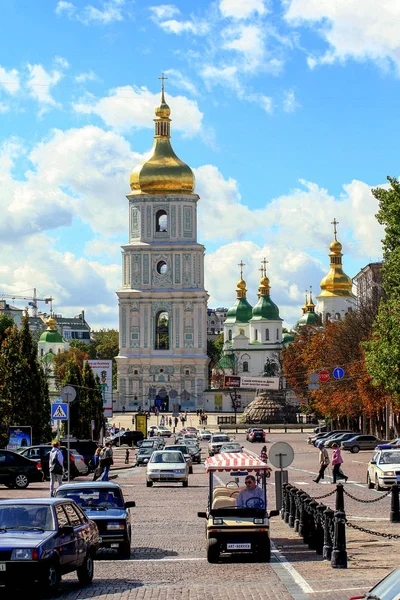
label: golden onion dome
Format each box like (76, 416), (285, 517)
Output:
(329, 238), (342, 253)
(129, 80), (195, 195)
(236, 278), (246, 290)
(319, 221), (353, 296)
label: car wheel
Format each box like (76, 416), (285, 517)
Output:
(182, 480), (188, 487)
(375, 474), (383, 491)
(119, 541), (131, 559)
(189, 466), (193, 474)
(14, 474), (29, 489)
(257, 536), (271, 562)
(77, 552), (94, 585)
(41, 562), (61, 597)
(207, 537), (219, 563)
(351, 446), (360, 453)
(367, 473), (374, 489)
(146, 481), (153, 487)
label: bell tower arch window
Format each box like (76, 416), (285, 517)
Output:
(156, 210), (168, 232)
(155, 311), (169, 350)
(265, 329), (269, 341)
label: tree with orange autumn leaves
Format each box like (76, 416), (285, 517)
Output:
(282, 303), (389, 433)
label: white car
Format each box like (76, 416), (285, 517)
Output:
(148, 426), (172, 437)
(367, 445), (400, 490)
(197, 430), (212, 441)
(146, 450), (189, 487)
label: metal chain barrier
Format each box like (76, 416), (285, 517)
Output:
(314, 488), (337, 501)
(342, 487), (391, 503)
(345, 519), (400, 540)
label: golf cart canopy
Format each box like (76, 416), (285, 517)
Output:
(205, 452), (270, 472)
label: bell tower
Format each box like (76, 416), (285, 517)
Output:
(115, 76), (209, 412)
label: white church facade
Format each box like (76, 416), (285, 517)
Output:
(115, 80), (209, 413)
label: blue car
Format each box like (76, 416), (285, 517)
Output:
(0, 498), (100, 595)
(56, 482), (135, 558)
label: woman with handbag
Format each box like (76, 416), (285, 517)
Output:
(331, 443), (348, 483)
(49, 441), (64, 496)
(313, 441), (330, 483)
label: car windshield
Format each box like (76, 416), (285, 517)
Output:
(379, 452), (400, 464)
(150, 452), (184, 464)
(138, 448), (153, 455)
(0, 504), (55, 531)
(166, 446), (188, 454)
(212, 436), (229, 443)
(142, 441), (155, 447)
(221, 444), (241, 451)
(57, 488), (124, 508)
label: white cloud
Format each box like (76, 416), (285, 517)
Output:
(283, 89), (299, 112)
(285, 0), (400, 71)
(201, 65), (240, 92)
(223, 24), (266, 71)
(0, 102), (9, 113)
(56, 0), (126, 25)
(75, 70), (99, 83)
(54, 56), (70, 69)
(156, 18), (209, 35)
(0, 65), (20, 94)
(73, 86), (203, 136)
(149, 4), (180, 20)
(219, 0), (268, 20)
(164, 69), (198, 96)
(26, 64), (62, 107)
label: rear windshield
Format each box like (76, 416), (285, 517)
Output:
(56, 488), (123, 508)
(212, 436), (229, 442)
(150, 452), (184, 463)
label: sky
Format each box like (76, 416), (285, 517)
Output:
(0, 0), (398, 330)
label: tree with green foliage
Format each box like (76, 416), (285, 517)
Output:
(207, 334), (224, 386)
(0, 314), (14, 344)
(82, 361), (106, 440)
(61, 357), (84, 438)
(364, 176), (400, 397)
(70, 340), (97, 358)
(92, 329), (119, 388)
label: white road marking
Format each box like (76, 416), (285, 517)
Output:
(308, 587), (367, 594)
(100, 557), (207, 563)
(271, 542), (314, 594)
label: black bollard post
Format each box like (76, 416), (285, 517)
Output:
(390, 483), (400, 523)
(299, 493), (309, 539)
(284, 484), (292, 523)
(281, 483), (287, 519)
(331, 484), (347, 568)
(315, 504), (326, 555)
(323, 507), (334, 561)
(307, 499), (318, 550)
(294, 489), (302, 532)
(302, 496), (312, 545)
(289, 486), (297, 528)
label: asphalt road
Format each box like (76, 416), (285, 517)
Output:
(1, 432), (399, 600)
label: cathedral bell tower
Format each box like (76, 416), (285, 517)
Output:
(115, 75), (209, 412)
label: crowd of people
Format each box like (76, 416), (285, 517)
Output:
(313, 441), (348, 484)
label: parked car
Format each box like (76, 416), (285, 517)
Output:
(0, 498), (100, 595)
(148, 426), (172, 437)
(197, 430), (212, 441)
(367, 445), (400, 490)
(56, 481), (135, 558)
(349, 567), (400, 600)
(342, 434), (387, 453)
(208, 434), (231, 457)
(184, 441), (202, 464)
(0, 449), (44, 489)
(323, 433), (357, 448)
(146, 450), (189, 487)
(136, 447), (154, 466)
(220, 442), (243, 454)
(107, 430), (144, 447)
(314, 425), (328, 434)
(246, 428), (266, 443)
(16, 445), (87, 479)
(60, 439), (99, 471)
(308, 430), (352, 446)
(165, 444), (193, 473)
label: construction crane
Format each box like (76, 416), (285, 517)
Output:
(0, 288), (53, 317)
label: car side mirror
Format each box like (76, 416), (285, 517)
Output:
(197, 511), (207, 519)
(59, 525), (74, 536)
(125, 501), (136, 508)
(268, 510), (280, 518)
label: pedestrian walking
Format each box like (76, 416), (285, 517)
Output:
(125, 448), (130, 464)
(92, 447), (102, 480)
(49, 441), (64, 497)
(174, 416), (179, 428)
(313, 442), (330, 483)
(99, 442), (114, 482)
(331, 443), (348, 483)
(260, 445), (268, 463)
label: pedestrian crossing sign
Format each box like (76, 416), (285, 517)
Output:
(51, 402), (68, 420)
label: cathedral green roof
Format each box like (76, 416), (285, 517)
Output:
(282, 332), (295, 344)
(225, 298), (253, 324)
(296, 312), (321, 327)
(39, 330), (64, 344)
(251, 295), (282, 321)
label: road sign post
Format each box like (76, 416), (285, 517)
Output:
(60, 385), (77, 483)
(333, 367), (345, 380)
(319, 370), (330, 383)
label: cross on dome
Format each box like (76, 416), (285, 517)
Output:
(158, 72), (168, 94)
(238, 260), (246, 279)
(331, 218), (339, 238)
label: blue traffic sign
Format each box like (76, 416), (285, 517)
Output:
(51, 402), (68, 420)
(333, 367), (345, 380)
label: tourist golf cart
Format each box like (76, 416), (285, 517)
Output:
(198, 452), (278, 562)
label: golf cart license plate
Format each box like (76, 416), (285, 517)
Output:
(0, 564), (5, 571)
(227, 543), (251, 550)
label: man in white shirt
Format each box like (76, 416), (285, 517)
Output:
(236, 475), (266, 509)
(49, 441), (64, 497)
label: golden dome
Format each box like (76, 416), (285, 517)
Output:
(45, 315), (57, 330)
(129, 79), (195, 195)
(237, 278), (246, 290)
(319, 220), (353, 297)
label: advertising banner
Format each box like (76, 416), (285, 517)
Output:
(87, 359), (113, 418)
(224, 376), (241, 388)
(240, 376), (280, 390)
(7, 426), (32, 450)
(135, 414), (148, 439)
